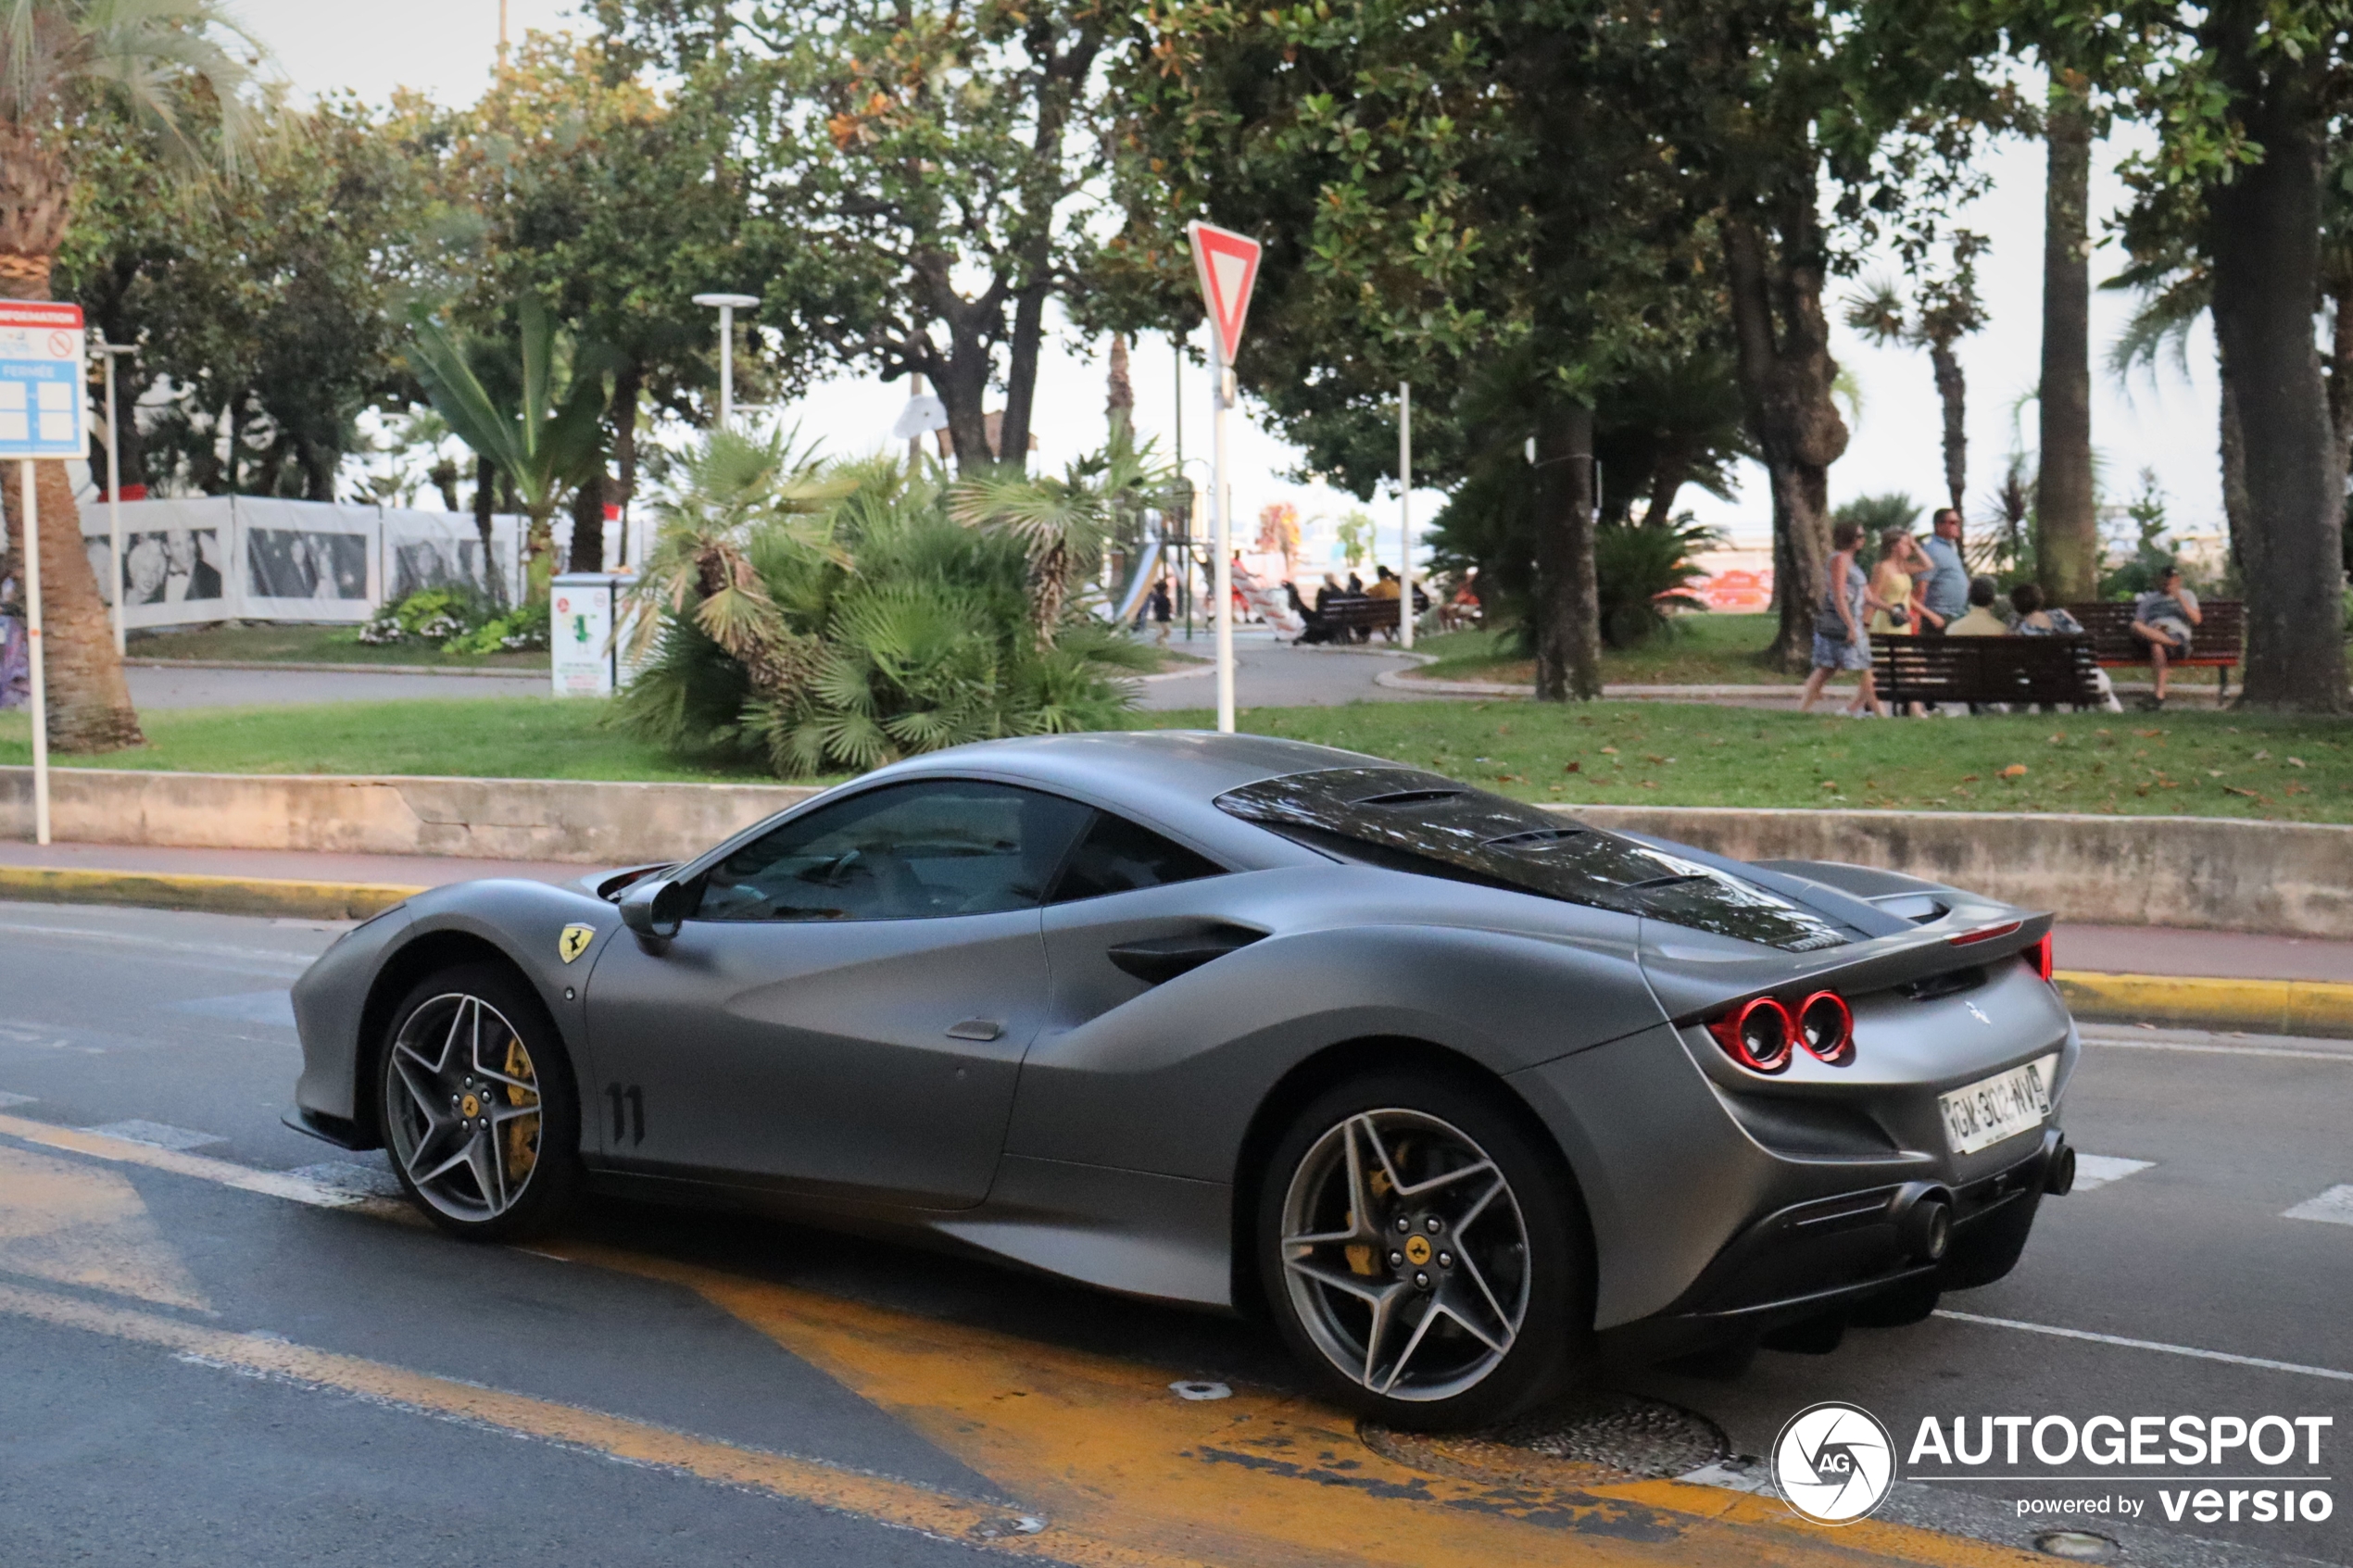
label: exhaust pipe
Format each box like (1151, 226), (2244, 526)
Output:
(2044, 1138), (2076, 1197)
(1892, 1184), (1953, 1262)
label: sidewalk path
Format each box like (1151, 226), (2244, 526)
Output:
(1133, 628), (1428, 711)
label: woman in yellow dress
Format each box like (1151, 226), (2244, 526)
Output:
(1867, 527), (1925, 636)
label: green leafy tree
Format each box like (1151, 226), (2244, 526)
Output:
(0, 0), (269, 752)
(600, 0), (1115, 474)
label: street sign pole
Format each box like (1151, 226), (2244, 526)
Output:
(1211, 333), (1234, 732)
(99, 345), (129, 655)
(1399, 381), (1413, 649)
(1186, 220), (1263, 737)
(0, 299), (88, 847)
(22, 458), (44, 845)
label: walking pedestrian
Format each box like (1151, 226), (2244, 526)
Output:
(1800, 521), (1888, 715)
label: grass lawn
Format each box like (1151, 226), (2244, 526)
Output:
(0, 699), (782, 784)
(9, 694), (2353, 822)
(126, 621), (550, 671)
(1140, 700), (2353, 823)
(1403, 612), (2265, 689)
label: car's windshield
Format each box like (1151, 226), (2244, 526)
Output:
(1214, 767), (1850, 952)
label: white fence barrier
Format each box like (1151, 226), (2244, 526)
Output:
(78, 496), (555, 629)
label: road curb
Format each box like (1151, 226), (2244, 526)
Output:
(0, 866), (421, 922)
(124, 657), (549, 678)
(2055, 969), (2353, 1038)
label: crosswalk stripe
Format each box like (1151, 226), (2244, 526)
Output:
(2283, 1184), (2353, 1226)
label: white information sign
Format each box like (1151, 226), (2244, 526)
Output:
(551, 572), (644, 698)
(0, 301), (87, 459)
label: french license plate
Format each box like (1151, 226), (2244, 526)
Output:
(1939, 1054), (2057, 1155)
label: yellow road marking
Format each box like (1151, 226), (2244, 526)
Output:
(0, 1115), (2042, 1566)
(0, 865), (419, 922)
(0, 1145), (212, 1311)
(560, 1242), (2042, 1568)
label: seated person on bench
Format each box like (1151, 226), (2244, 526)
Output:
(2130, 566), (2201, 709)
(1944, 576), (2009, 636)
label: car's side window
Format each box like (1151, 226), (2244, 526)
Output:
(1048, 810), (1225, 904)
(696, 781), (1093, 922)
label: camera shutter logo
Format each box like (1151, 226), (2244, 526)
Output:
(1773, 1401), (1896, 1524)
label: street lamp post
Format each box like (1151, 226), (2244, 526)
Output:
(93, 342), (135, 655)
(692, 293), (761, 433)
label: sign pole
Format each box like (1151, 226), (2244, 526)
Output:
(1399, 381), (1413, 649)
(23, 458), (46, 846)
(1212, 335), (1235, 734)
(1186, 220), (1261, 735)
(103, 348), (123, 654)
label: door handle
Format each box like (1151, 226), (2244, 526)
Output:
(946, 1019), (1004, 1042)
(1106, 924), (1266, 986)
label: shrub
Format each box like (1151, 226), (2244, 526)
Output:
(359, 586), (497, 647)
(619, 440), (1150, 778)
(1594, 513), (1722, 648)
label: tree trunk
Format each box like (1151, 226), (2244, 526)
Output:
(1532, 403), (1601, 702)
(1722, 207), (1846, 672)
(2205, 38), (2347, 711)
(996, 278), (1049, 474)
(610, 361), (644, 560)
(1930, 339), (1968, 516)
(2219, 353), (2249, 584)
(0, 126), (141, 751)
(568, 470), (606, 573)
(2036, 94), (2098, 604)
(1106, 333), (1133, 427)
(472, 456), (502, 605)
(1639, 438), (1696, 532)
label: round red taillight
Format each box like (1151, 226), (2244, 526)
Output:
(1796, 990), (1854, 1062)
(1707, 997), (1794, 1073)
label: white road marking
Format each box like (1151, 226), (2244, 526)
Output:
(2283, 1184), (2353, 1226)
(2080, 1035), (2353, 1063)
(0, 1091), (32, 1109)
(81, 1119), (227, 1153)
(1934, 1309), (2353, 1383)
(0, 918), (319, 969)
(0, 1111), (405, 1215)
(2070, 1154), (2154, 1191)
(286, 1161), (404, 1200)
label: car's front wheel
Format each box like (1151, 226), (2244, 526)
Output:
(1258, 1072), (1592, 1430)
(377, 964), (581, 1241)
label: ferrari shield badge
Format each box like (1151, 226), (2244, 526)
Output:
(558, 924), (596, 964)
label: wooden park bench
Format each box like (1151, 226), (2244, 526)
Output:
(2066, 599), (2245, 701)
(1872, 633), (2107, 711)
(1300, 591), (1428, 645)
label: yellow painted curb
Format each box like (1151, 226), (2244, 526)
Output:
(2056, 968), (2353, 1038)
(0, 865), (421, 922)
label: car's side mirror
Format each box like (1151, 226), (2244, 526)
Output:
(618, 877), (693, 942)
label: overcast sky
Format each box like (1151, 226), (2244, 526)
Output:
(241, 0), (2221, 561)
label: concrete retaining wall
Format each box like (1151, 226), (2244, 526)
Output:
(6, 767), (2350, 936)
(1570, 804), (2353, 940)
(0, 767), (820, 866)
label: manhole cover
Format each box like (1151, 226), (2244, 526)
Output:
(1365, 1391), (1729, 1485)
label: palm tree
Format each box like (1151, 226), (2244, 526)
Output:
(408, 297), (611, 598)
(624, 428), (849, 691)
(1843, 238), (1988, 519)
(947, 417), (1170, 644)
(0, 0), (268, 752)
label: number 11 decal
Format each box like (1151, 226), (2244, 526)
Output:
(605, 1082), (645, 1145)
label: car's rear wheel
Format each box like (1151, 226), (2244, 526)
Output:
(1258, 1072), (1592, 1430)
(378, 964), (581, 1241)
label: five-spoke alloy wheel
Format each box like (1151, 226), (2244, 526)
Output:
(379, 964), (580, 1239)
(1260, 1073), (1590, 1429)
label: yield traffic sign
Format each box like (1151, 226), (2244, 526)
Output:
(1186, 221), (1261, 367)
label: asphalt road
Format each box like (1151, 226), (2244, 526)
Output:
(0, 900), (2347, 1568)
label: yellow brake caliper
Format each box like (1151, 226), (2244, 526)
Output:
(503, 1036), (540, 1180)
